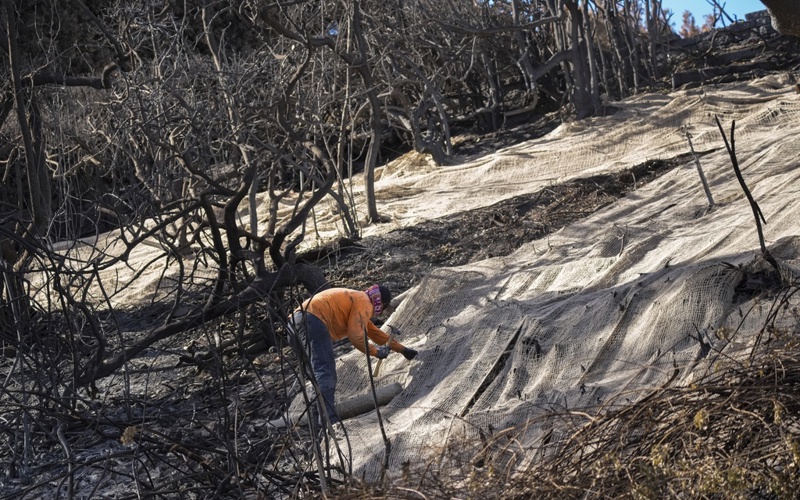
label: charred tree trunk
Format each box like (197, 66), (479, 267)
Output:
(512, 0), (541, 112)
(4, 0), (52, 239)
(352, 0), (383, 223)
(622, 0), (641, 93)
(581, 0), (602, 112)
(604, 2), (630, 97)
(564, 0), (594, 118)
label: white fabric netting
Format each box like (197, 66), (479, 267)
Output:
(43, 74), (800, 478)
(324, 74), (800, 478)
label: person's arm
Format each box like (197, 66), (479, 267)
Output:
(345, 297), (405, 355)
(366, 322), (405, 352)
(347, 294), (416, 359)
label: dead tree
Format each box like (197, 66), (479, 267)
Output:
(0, 1), (347, 393)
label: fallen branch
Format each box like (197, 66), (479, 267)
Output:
(77, 262), (326, 385)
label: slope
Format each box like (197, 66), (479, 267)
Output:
(308, 74), (800, 479)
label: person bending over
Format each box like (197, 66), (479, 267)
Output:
(288, 285), (418, 425)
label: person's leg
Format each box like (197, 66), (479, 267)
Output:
(290, 312), (339, 424)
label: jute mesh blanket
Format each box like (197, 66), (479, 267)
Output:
(46, 74), (800, 478)
(325, 74), (800, 478)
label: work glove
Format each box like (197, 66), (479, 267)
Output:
(375, 345), (391, 359)
(402, 347), (418, 360)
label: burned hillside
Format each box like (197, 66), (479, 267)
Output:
(2, 3), (800, 499)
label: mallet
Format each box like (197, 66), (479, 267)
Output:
(372, 325), (400, 377)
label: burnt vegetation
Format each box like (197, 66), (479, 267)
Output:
(1, 0), (799, 498)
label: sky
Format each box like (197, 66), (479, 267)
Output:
(659, 0), (766, 27)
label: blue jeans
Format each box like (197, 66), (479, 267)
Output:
(288, 311), (338, 424)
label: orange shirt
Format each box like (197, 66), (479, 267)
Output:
(298, 288), (404, 356)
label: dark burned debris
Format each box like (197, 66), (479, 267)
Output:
(309, 155), (686, 297)
(670, 10), (800, 89)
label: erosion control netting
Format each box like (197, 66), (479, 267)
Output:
(315, 74), (800, 479)
(29, 75), (800, 485)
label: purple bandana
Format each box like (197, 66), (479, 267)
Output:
(365, 285), (383, 316)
